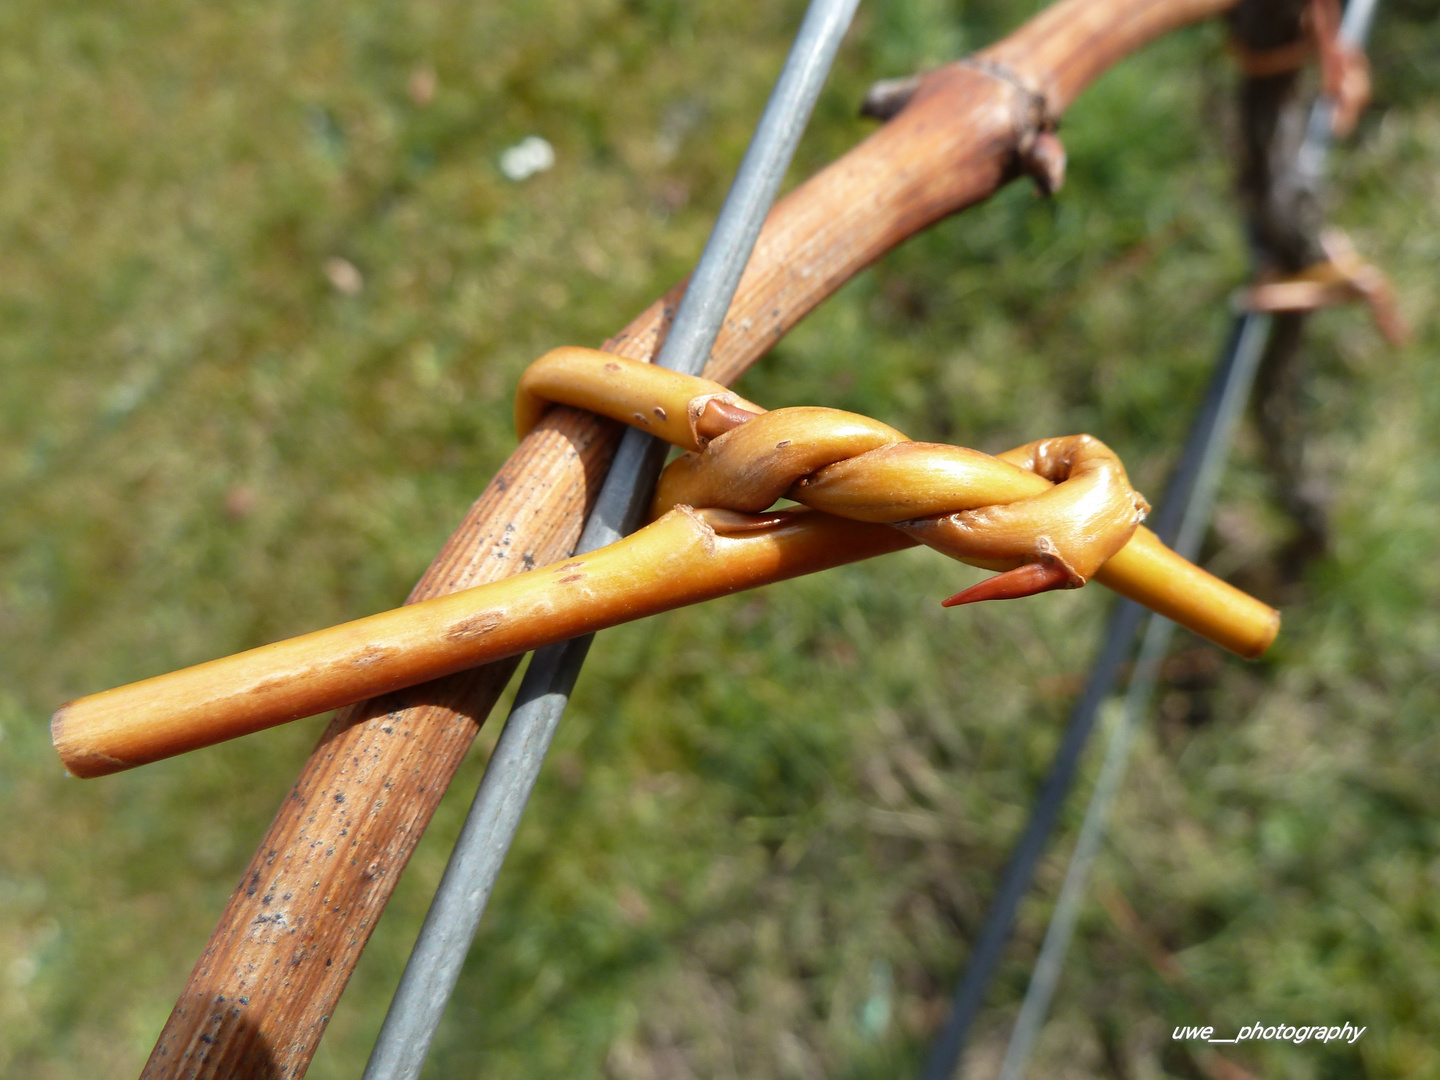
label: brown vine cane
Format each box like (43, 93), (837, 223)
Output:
(53, 347), (1278, 779)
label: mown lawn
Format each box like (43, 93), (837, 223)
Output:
(2, 1), (1438, 1077)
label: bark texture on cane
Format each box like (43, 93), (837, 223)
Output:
(141, 1), (1237, 1076)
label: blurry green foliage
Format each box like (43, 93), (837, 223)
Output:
(1, 1), (1438, 1077)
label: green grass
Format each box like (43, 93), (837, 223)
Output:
(2, 1), (1438, 1077)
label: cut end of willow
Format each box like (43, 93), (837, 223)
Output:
(51, 703), (124, 779)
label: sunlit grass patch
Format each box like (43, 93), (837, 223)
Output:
(1, 1), (1437, 1078)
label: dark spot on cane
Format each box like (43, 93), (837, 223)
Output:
(445, 612), (503, 642)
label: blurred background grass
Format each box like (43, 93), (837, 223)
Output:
(2, 0), (1438, 1077)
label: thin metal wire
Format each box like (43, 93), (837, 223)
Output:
(994, 2), (1381, 1075)
(362, 2), (859, 1076)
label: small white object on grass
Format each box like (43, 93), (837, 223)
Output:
(323, 256), (363, 296)
(499, 136), (555, 182)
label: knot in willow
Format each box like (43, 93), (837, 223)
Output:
(519, 347), (1152, 604)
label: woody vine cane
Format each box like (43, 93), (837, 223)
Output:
(61, 0), (1270, 1075)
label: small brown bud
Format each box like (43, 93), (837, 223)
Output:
(1022, 130), (1066, 197)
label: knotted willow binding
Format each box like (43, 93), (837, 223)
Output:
(54, 347), (1277, 779)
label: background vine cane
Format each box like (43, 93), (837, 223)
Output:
(920, 1), (1398, 1072)
(126, 2), (1242, 1076)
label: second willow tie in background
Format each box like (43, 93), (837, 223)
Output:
(52, 348), (1278, 778)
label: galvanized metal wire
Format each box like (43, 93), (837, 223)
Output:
(362, 2), (859, 1075)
